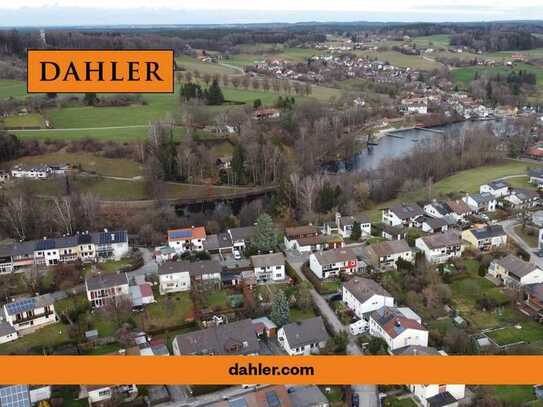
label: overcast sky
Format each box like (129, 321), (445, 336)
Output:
(0, 0), (542, 26)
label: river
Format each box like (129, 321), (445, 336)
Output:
(353, 118), (510, 172)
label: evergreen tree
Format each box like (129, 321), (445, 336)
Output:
(350, 221), (361, 241)
(253, 213), (277, 253)
(206, 79), (224, 105)
(253, 98), (262, 109)
(270, 289), (289, 327)
(231, 143), (246, 184)
(83, 93), (97, 106)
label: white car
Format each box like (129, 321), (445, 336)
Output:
(233, 250), (241, 260)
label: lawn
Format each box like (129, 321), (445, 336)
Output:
(290, 306), (317, 322)
(492, 385), (538, 406)
(12, 176), (249, 201)
(97, 258), (135, 273)
(0, 79), (27, 98)
(514, 225), (539, 249)
(2, 113), (44, 128)
(486, 321), (543, 346)
(0, 323), (72, 354)
(137, 292), (194, 331)
(8, 152), (143, 178)
(382, 397), (417, 407)
(203, 290), (229, 309)
(176, 55), (239, 75)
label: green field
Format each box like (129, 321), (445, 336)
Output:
(364, 159), (542, 222)
(176, 55), (239, 75)
(492, 385), (538, 406)
(226, 47), (319, 68)
(0, 323), (72, 354)
(2, 113), (44, 128)
(138, 292), (194, 330)
(411, 34), (451, 49)
(8, 152), (143, 178)
(353, 49), (442, 70)
(0, 79), (27, 98)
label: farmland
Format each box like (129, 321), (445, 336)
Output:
(353, 49), (442, 70)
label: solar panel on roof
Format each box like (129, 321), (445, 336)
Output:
(170, 230), (192, 239)
(36, 239), (56, 251)
(228, 399), (248, 407)
(0, 385), (31, 407)
(5, 298), (36, 316)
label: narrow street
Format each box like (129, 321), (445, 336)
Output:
(285, 252), (380, 407)
(499, 218), (543, 268)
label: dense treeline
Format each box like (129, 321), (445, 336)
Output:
(470, 70), (537, 107)
(450, 30), (543, 52)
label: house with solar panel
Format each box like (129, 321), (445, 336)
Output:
(368, 306), (428, 351)
(0, 321), (17, 344)
(85, 273), (130, 308)
(2, 294), (57, 332)
(167, 226), (206, 254)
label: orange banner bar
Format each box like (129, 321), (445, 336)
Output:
(0, 355), (542, 385)
(27, 49), (174, 93)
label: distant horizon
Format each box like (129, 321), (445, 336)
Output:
(0, 4), (542, 27)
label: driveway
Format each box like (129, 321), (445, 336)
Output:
(499, 218), (543, 268)
(286, 257), (379, 407)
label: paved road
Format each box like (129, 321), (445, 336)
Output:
(499, 218), (543, 268)
(285, 253), (379, 407)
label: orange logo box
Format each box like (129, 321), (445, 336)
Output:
(27, 49), (174, 93)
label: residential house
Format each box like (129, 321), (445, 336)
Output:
(461, 225), (507, 251)
(0, 229), (128, 274)
(228, 226), (256, 251)
(488, 255), (543, 288)
(0, 321), (17, 344)
(185, 260), (223, 289)
(381, 224), (407, 241)
(172, 319), (259, 355)
(334, 213), (372, 239)
(207, 385), (292, 407)
(153, 245), (177, 264)
(369, 306), (428, 351)
(167, 226), (206, 254)
(158, 261), (191, 295)
(284, 225), (319, 251)
(529, 167), (543, 187)
(277, 317), (329, 356)
(423, 200), (453, 219)
(2, 294), (57, 332)
(254, 108), (281, 120)
(250, 253), (286, 283)
(462, 192), (497, 212)
(0, 385), (31, 407)
(414, 215), (448, 233)
(382, 203), (424, 227)
(480, 180), (510, 198)
(524, 283), (543, 317)
(287, 385), (328, 407)
(415, 231), (463, 264)
(82, 385), (138, 405)
(85, 273), (130, 308)
(446, 199), (473, 221)
(393, 346), (466, 407)
(203, 233), (233, 255)
(0, 170), (9, 183)
(504, 188), (540, 209)
(363, 240), (413, 271)
(309, 248), (358, 279)
(10, 164), (51, 179)
(342, 278), (394, 320)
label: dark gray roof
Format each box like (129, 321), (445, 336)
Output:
(3, 294), (55, 316)
(486, 180), (510, 190)
(419, 231), (460, 249)
(422, 216), (448, 230)
(85, 272), (128, 291)
(427, 391), (457, 407)
(228, 226), (256, 242)
(158, 260), (222, 277)
(287, 385), (328, 407)
(494, 254), (538, 279)
(528, 167), (543, 178)
(173, 319), (259, 355)
(250, 253), (285, 268)
(510, 188), (539, 202)
(426, 201), (450, 216)
(281, 317), (329, 348)
(388, 203), (424, 220)
(204, 233), (233, 251)
(469, 192), (495, 204)
(469, 225), (506, 240)
(0, 321), (16, 337)
(343, 278), (392, 304)
(382, 224), (405, 236)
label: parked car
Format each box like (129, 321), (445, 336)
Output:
(233, 250), (242, 260)
(352, 393), (359, 407)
